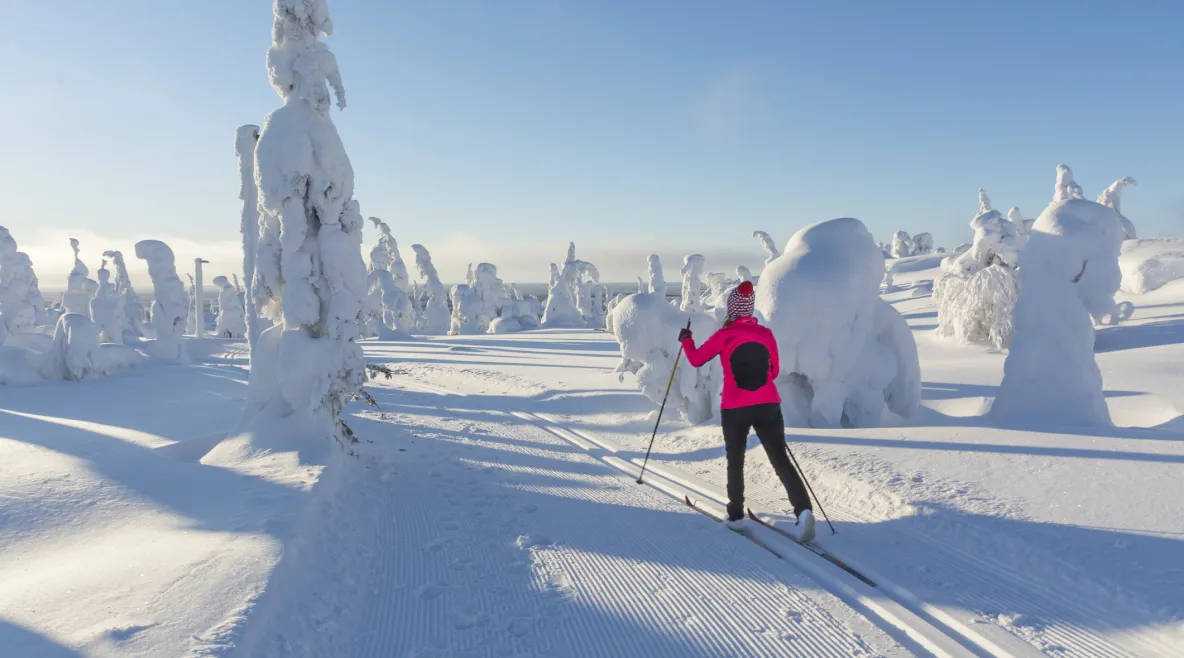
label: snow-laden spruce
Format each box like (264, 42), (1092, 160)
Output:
(412, 244), (450, 334)
(679, 254), (706, 313)
(756, 217), (920, 428)
(611, 272), (722, 423)
(1096, 177), (1138, 240)
(100, 250), (144, 341)
(933, 188), (1021, 348)
(0, 226), (47, 337)
(242, 0), (369, 445)
(992, 165), (1126, 426)
(542, 243), (601, 328)
(891, 231), (913, 258)
(753, 231), (780, 267)
(448, 284), (482, 335)
(63, 238), (97, 315)
(237, 124), (265, 347)
(89, 262), (124, 344)
(911, 232), (934, 255)
(647, 254), (668, 295)
(213, 275), (246, 338)
(472, 263), (507, 331)
(135, 240), (188, 362)
(368, 217), (410, 292)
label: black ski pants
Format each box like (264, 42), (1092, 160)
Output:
(720, 403), (812, 521)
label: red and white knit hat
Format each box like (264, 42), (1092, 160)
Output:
(726, 281), (755, 322)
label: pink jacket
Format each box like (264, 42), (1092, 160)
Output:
(681, 317), (782, 409)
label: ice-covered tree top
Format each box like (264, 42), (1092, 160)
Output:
(236, 125), (260, 195)
(646, 254), (666, 295)
(213, 275), (231, 288)
(1007, 207), (1024, 225)
(1096, 177), (1136, 213)
(266, 0), (345, 116)
(753, 230), (780, 264)
(977, 188), (992, 214)
(1054, 164), (1084, 203)
(0, 226), (15, 256)
(69, 238), (87, 279)
(411, 244), (441, 284)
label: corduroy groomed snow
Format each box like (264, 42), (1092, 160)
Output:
(726, 281), (756, 323)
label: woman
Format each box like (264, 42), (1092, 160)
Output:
(678, 281), (815, 540)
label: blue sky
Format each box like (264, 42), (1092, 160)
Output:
(4, 0), (1182, 285)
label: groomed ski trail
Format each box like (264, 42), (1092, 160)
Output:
(232, 378), (909, 657)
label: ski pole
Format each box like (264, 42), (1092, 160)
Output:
(785, 444), (837, 535)
(637, 320), (691, 485)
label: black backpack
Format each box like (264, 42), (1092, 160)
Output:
(730, 341), (771, 391)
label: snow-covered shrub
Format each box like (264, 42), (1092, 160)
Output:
(611, 285), (721, 423)
(100, 250), (144, 341)
(1119, 238), (1184, 294)
(1096, 177), (1138, 240)
(542, 243), (600, 327)
(911, 232), (934, 255)
(933, 189), (1021, 348)
(891, 231), (913, 258)
(753, 230), (780, 266)
(411, 244), (450, 334)
(213, 276), (246, 338)
(992, 166), (1125, 426)
(62, 238), (97, 315)
(89, 262), (124, 343)
(135, 240), (188, 362)
(679, 254), (705, 312)
(755, 217), (920, 428)
(449, 284), (482, 335)
(237, 124), (265, 346)
(0, 226), (47, 336)
(244, 0), (369, 443)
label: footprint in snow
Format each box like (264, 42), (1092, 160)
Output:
(415, 583), (445, 600)
(521, 504), (538, 513)
(424, 539), (447, 552)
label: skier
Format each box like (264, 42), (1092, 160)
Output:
(678, 280), (815, 541)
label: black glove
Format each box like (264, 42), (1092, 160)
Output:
(678, 328), (693, 342)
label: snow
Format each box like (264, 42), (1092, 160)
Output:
(1097, 176), (1138, 240)
(542, 243), (600, 328)
(63, 238), (97, 316)
(911, 232), (933, 255)
(678, 254), (705, 312)
(88, 263), (123, 344)
(1120, 237), (1184, 294)
(891, 230), (913, 258)
(756, 217), (920, 428)
(237, 124), (264, 347)
(752, 230), (780, 266)
(193, 258), (209, 339)
(100, 250), (144, 341)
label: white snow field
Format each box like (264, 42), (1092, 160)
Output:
(1, 260), (1183, 656)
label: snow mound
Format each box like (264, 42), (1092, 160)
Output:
(1119, 238), (1184, 295)
(611, 287), (721, 423)
(992, 166), (1125, 427)
(756, 217), (920, 428)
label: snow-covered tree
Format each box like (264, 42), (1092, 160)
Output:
(365, 269), (413, 336)
(237, 124), (264, 347)
(100, 250), (144, 340)
(753, 230), (780, 267)
(542, 243), (600, 327)
(63, 238), (97, 315)
(736, 265), (753, 283)
(135, 240), (187, 362)
(193, 258), (210, 338)
(213, 275), (246, 338)
(88, 261), (123, 343)
(992, 165), (1125, 426)
(933, 188), (1022, 348)
(472, 263), (507, 331)
(647, 254), (667, 296)
(0, 226), (47, 336)
(465, 263), (475, 288)
(755, 218), (920, 428)
(1097, 177), (1138, 240)
(680, 254), (706, 312)
(411, 244), (450, 334)
(911, 232), (934, 255)
(891, 231), (913, 258)
(185, 274), (198, 335)
(701, 271), (730, 311)
(243, 0), (370, 443)
(611, 254), (722, 422)
(448, 284), (482, 335)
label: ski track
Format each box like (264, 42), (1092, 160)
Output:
(386, 367), (1173, 658)
(294, 381), (901, 658)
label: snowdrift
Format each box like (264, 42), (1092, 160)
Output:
(1119, 238), (1184, 295)
(756, 218), (920, 428)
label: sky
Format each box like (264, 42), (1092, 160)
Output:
(4, 0), (1183, 289)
